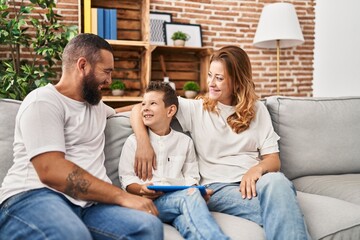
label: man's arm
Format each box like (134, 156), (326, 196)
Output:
(130, 103), (156, 180)
(31, 151), (158, 215)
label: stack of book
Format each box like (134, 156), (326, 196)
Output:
(87, 8), (117, 40)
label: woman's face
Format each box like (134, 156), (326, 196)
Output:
(207, 60), (233, 105)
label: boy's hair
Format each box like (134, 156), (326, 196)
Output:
(146, 81), (178, 113)
(62, 33), (113, 70)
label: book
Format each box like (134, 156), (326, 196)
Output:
(83, 0), (91, 33)
(109, 9), (117, 40)
(97, 8), (105, 38)
(104, 9), (111, 39)
(91, 8), (98, 35)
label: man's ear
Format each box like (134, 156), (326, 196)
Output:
(77, 57), (87, 74)
(167, 105), (177, 118)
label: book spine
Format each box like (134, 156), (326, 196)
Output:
(109, 9), (117, 40)
(97, 8), (105, 38)
(91, 8), (98, 35)
(83, 0), (91, 33)
(104, 9), (111, 40)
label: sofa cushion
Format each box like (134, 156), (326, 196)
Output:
(297, 191), (360, 240)
(265, 96), (360, 180)
(293, 174), (360, 206)
(0, 99), (21, 184)
(104, 112), (133, 188)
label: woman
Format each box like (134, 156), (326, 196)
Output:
(131, 46), (310, 239)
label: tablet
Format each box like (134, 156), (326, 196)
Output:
(147, 185), (207, 196)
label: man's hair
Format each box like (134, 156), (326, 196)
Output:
(146, 81), (178, 112)
(62, 33), (113, 70)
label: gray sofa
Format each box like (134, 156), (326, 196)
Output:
(1, 96), (360, 239)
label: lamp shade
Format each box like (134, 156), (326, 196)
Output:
(253, 3), (304, 49)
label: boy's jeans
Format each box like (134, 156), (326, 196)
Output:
(0, 188), (163, 240)
(206, 172), (311, 240)
(154, 188), (229, 240)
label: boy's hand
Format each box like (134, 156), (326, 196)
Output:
(203, 188), (214, 203)
(140, 183), (163, 200)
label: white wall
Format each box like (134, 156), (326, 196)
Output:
(313, 0), (360, 97)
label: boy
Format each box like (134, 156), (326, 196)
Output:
(119, 81), (229, 240)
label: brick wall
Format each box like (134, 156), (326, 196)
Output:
(150, 0), (315, 97)
(1, 0), (315, 97)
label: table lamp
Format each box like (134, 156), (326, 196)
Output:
(253, 3), (304, 95)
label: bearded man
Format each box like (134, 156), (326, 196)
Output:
(0, 33), (163, 240)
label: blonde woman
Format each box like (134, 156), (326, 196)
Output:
(131, 46), (310, 240)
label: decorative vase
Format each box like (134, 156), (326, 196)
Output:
(112, 89), (125, 96)
(184, 90), (197, 99)
(174, 39), (185, 47)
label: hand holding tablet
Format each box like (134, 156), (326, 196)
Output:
(147, 185), (207, 196)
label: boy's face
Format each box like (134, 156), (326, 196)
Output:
(141, 91), (172, 130)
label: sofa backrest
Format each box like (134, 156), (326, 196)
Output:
(265, 96), (360, 180)
(0, 99), (21, 184)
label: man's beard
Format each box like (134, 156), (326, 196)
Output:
(82, 71), (102, 105)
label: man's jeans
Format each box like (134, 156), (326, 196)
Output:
(206, 172), (311, 240)
(0, 188), (163, 240)
(154, 188), (229, 240)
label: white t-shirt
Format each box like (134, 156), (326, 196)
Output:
(176, 97), (280, 185)
(119, 129), (200, 189)
(0, 84), (115, 207)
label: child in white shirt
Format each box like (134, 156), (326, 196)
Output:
(119, 81), (229, 240)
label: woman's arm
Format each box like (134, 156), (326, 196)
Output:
(240, 153), (280, 199)
(130, 104), (157, 180)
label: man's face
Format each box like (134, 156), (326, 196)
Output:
(82, 50), (114, 105)
(82, 69), (102, 105)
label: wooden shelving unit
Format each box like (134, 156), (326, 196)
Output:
(79, 0), (212, 107)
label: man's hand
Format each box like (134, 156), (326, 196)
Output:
(134, 140), (156, 181)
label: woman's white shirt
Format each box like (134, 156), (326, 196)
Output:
(176, 97), (280, 185)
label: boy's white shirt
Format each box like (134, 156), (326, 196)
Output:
(119, 128), (200, 190)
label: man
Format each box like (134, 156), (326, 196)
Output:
(0, 33), (163, 240)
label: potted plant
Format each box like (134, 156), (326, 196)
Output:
(183, 81), (200, 99)
(0, 0), (78, 100)
(110, 80), (126, 96)
(171, 31), (190, 47)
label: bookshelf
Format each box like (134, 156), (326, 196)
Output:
(79, 0), (212, 107)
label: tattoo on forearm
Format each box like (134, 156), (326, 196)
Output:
(64, 166), (91, 199)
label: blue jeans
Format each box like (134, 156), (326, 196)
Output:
(206, 172), (310, 240)
(154, 188), (229, 240)
(0, 188), (163, 240)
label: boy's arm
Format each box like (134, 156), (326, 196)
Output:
(130, 103), (156, 180)
(127, 183), (163, 200)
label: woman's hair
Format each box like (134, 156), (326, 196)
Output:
(202, 45), (259, 134)
(62, 33), (113, 70)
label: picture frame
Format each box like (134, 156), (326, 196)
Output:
(150, 12), (172, 45)
(164, 22), (203, 47)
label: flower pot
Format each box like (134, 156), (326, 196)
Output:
(112, 89), (124, 96)
(173, 39), (185, 47)
(184, 90), (198, 99)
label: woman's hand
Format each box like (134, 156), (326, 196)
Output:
(239, 153), (281, 199)
(240, 165), (263, 199)
(134, 140), (156, 181)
